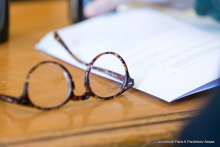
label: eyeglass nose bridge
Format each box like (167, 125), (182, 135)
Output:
(70, 91), (91, 101)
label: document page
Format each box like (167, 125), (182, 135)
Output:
(36, 8), (220, 102)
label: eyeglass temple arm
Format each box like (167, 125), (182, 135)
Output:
(54, 31), (126, 82)
(0, 94), (20, 104)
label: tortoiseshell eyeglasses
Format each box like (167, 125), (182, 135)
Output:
(0, 31), (134, 110)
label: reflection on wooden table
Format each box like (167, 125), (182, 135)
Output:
(0, 1), (212, 146)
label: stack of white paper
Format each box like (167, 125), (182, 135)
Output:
(36, 8), (220, 102)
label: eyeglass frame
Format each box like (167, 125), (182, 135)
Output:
(0, 31), (134, 110)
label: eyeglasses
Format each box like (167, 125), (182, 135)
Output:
(0, 31), (134, 110)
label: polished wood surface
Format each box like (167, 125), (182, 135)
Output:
(0, 1), (213, 146)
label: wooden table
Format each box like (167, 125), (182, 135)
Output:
(0, 1), (213, 146)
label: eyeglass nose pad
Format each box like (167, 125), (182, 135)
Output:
(71, 81), (75, 90)
(62, 70), (75, 90)
(63, 70), (69, 81)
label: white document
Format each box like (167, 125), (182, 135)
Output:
(36, 8), (220, 102)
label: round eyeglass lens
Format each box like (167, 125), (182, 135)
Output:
(89, 54), (126, 97)
(28, 63), (70, 108)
